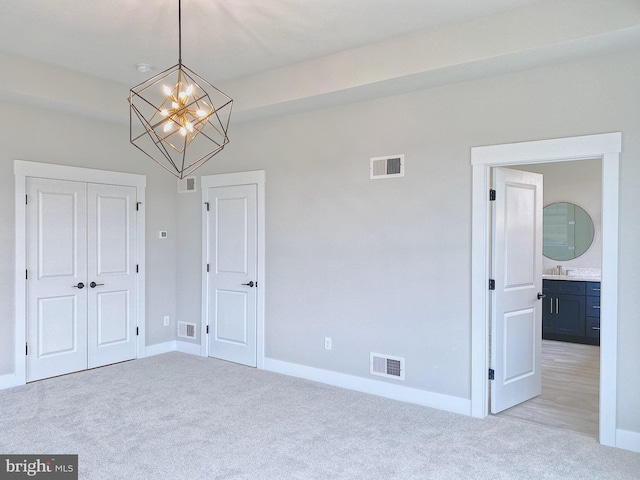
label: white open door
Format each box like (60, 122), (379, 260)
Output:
(26, 178), (89, 382)
(206, 184), (258, 367)
(87, 183), (138, 368)
(491, 167), (543, 413)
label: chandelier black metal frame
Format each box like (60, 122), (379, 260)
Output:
(129, 0), (233, 179)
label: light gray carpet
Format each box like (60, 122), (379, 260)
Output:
(1, 352), (638, 479)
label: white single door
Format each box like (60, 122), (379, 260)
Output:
(491, 167), (543, 413)
(26, 178), (88, 382)
(206, 184), (257, 367)
(87, 183), (138, 368)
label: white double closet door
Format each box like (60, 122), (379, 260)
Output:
(26, 177), (138, 382)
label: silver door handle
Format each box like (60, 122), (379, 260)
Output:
(73, 282), (85, 289)
(556, 298), (559, 314)
(592, 326), (601, 330)
(592, 305), (600, 310)
(90, 282), (105, 288)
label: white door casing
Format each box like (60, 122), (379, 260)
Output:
(26, 178), (89, 381)
(201, 171), (265, 369)
(87, 183), (138, 369)
(206, 184), (258, 367)
(490, 167), (543, 413)
(15, 160), (146, 387)
(470, 133), (620, 448)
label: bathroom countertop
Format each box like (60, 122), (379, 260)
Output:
(542, 274), (602, 282)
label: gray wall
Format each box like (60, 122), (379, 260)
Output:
(179, 48), (640, 431)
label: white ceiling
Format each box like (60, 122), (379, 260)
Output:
(0, 0), (541, 85)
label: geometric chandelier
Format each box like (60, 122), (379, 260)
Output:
(129, 0), (233, 179)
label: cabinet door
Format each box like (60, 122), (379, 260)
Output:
(555, 294), (586, 336)
(586, 317), (601, 339)
(586, 295), (600, 319)
(542, 296), (555, 335)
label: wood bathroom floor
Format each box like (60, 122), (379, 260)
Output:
(499, 339), (599, 438)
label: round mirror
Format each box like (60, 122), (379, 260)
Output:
(543, 202), (594, 260)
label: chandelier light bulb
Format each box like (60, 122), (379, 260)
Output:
(163, 122), (173, 132)
(186, 85), (194, 96)
(163, 85), (172, 96)
(196, 109), (206, 117)
(180, 127), (187, 136)
(161, 109), (168, 116)
(172, 101), (179, 109)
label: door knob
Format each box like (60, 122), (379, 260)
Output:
(242, 281), (255, 288)
(537, 292), (546, 300)
(73, 282), (85, 289)
(90, 282), (105, 288)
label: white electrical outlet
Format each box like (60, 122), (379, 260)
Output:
(164, 316), (170, 326)
(324, 337), (332, 351)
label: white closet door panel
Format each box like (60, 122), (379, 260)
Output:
(26, 178), (88, 381)
(87, 183), (137, 369)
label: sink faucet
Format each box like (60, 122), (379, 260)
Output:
(556, 265), (563, 275)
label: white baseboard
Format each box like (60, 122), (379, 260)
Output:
(0, 373), (19, 390)
(175, 341), (202, 356)
(146, 341), (202, 358)
(263, 358), (471, 416)
(145, 341), (177, 357)
(617, 429), (640, 453)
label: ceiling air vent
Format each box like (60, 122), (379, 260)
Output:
(178, 176), (197, 193)
(370, 353), (405, 380)
(370, 154), (404, 179)
(178, 321), (196, 339)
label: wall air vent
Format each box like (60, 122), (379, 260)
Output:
(178, 321), (196, 339)
(178, 176), (197, 193)
(370, 353), (405, 380)
(370, 154), (404, 179)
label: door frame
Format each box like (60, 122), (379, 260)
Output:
(14, 160), (147, 385)
(470, 133), (621, 447)
(200, 170), (266, 368)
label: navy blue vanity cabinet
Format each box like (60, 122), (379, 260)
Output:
(585, 282), (601, 344)
(542, 279), (599, 346)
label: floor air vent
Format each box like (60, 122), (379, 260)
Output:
(178, 322), (196, 339)
(370, 154), (404, 179)
(370, 353), (405, 380)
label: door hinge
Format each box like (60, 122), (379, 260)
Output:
(25, 343), (28, 356)
(136, 327), (139, 336)
(488, 279), (495, 290)
(207, 264), (210, 272)
(489, 189), (496, 201)
(206, 325), (209, 334)
(25, 270), (28, 280)
(204, 202), (210, 211)
(25, 195), (28, 205)
(136, 264), (139, 273)
(136, 202), (142, 211)
(488, 368), (495, 380)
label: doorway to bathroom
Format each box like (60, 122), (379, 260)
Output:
(498, 158), (602, 437)
(470, 132), (621, 448)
